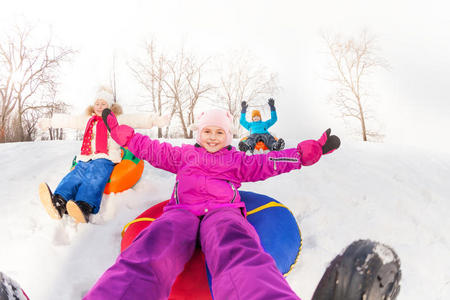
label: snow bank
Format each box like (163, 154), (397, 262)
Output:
(0, 139), (449, 299)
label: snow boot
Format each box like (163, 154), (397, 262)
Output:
(67, 200), (93, 223)
(0, 271), (29, 300)
(239, 141), (250, 152)
(311, 239), (401, 300)
(271, 138), (285, 151)
(39, 182), (67, 219)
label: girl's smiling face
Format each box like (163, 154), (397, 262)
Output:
(199, 126), (228, 153)
(94, 99), (109, 116)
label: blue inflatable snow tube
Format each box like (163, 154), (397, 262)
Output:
(240, 190), (302, 275)
(206, 190), (302, 288)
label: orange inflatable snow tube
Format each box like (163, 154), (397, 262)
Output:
(103, 148), (144, 194)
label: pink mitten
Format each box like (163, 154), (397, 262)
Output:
(297, 129), (340, 166)
(102, 109), (135, 147)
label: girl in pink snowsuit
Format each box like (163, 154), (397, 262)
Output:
(84, 109), (340, 300)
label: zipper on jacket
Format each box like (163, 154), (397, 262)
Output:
(227, 181), (237, 203)
(269, 157), (299, 170)
(174, 181), (180, 204)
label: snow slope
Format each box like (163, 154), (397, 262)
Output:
(0, 139), (449, 300)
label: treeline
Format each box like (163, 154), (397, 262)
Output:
(0, 24), (73, 142)
(1, 22), (386, 143)
(0, 24), (279, 142)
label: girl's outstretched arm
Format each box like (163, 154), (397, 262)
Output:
(237, 128), (340, 182)
(37, 114), (89, 130)
(127, 133), (182, 174)
(103, 109), (181, 173)
(236, 147), (301, 182)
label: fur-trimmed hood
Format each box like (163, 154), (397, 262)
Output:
(85, 103), (123, 116)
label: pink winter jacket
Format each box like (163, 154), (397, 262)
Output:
(128, 133), (317, 216)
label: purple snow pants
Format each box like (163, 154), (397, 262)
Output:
(84, 207), (300, 300)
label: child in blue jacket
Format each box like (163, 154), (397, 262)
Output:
(239, 98), (284, 152)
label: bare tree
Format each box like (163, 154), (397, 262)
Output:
(163, 49), (190, 138)
(322, 30), (388, 141)
(131, 45), (278, 139)
(130, 41), (169, 138)
(22, 109), (41, 141)
(0, 24), (73, 142)
(110, 52), (118, 104)
(214, 52), (279, 137)
(44, 98), (70, 140)
(131, 42), (213, 138)
(168, 52), (213, 138)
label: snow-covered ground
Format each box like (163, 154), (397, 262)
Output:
(0, 139), (449, 299)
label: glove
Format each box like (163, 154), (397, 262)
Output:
(241, 101), (248, 113)
(297, 128), (340, 166)
(268, 98), (275, 111)
(102, 109), (135, 147)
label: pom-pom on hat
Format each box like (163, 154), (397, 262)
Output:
(194, 109), (233, 146)
(95, 86), (114, 107)
(252, 110), (261, 118)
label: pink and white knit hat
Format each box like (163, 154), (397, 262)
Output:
(195, 109), (233, 146)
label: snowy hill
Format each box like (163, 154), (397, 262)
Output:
(0, 139), (449, 300)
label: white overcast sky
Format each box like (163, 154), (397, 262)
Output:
(1, 0), (449, 147)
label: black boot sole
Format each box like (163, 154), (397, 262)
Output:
(312, 239), (401, 300)
(238, 142), (249, 152)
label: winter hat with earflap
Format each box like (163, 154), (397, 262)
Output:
(95, 86), (114, 107)
(251, 110), (261, 118)
(195, 109), (233, 146)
